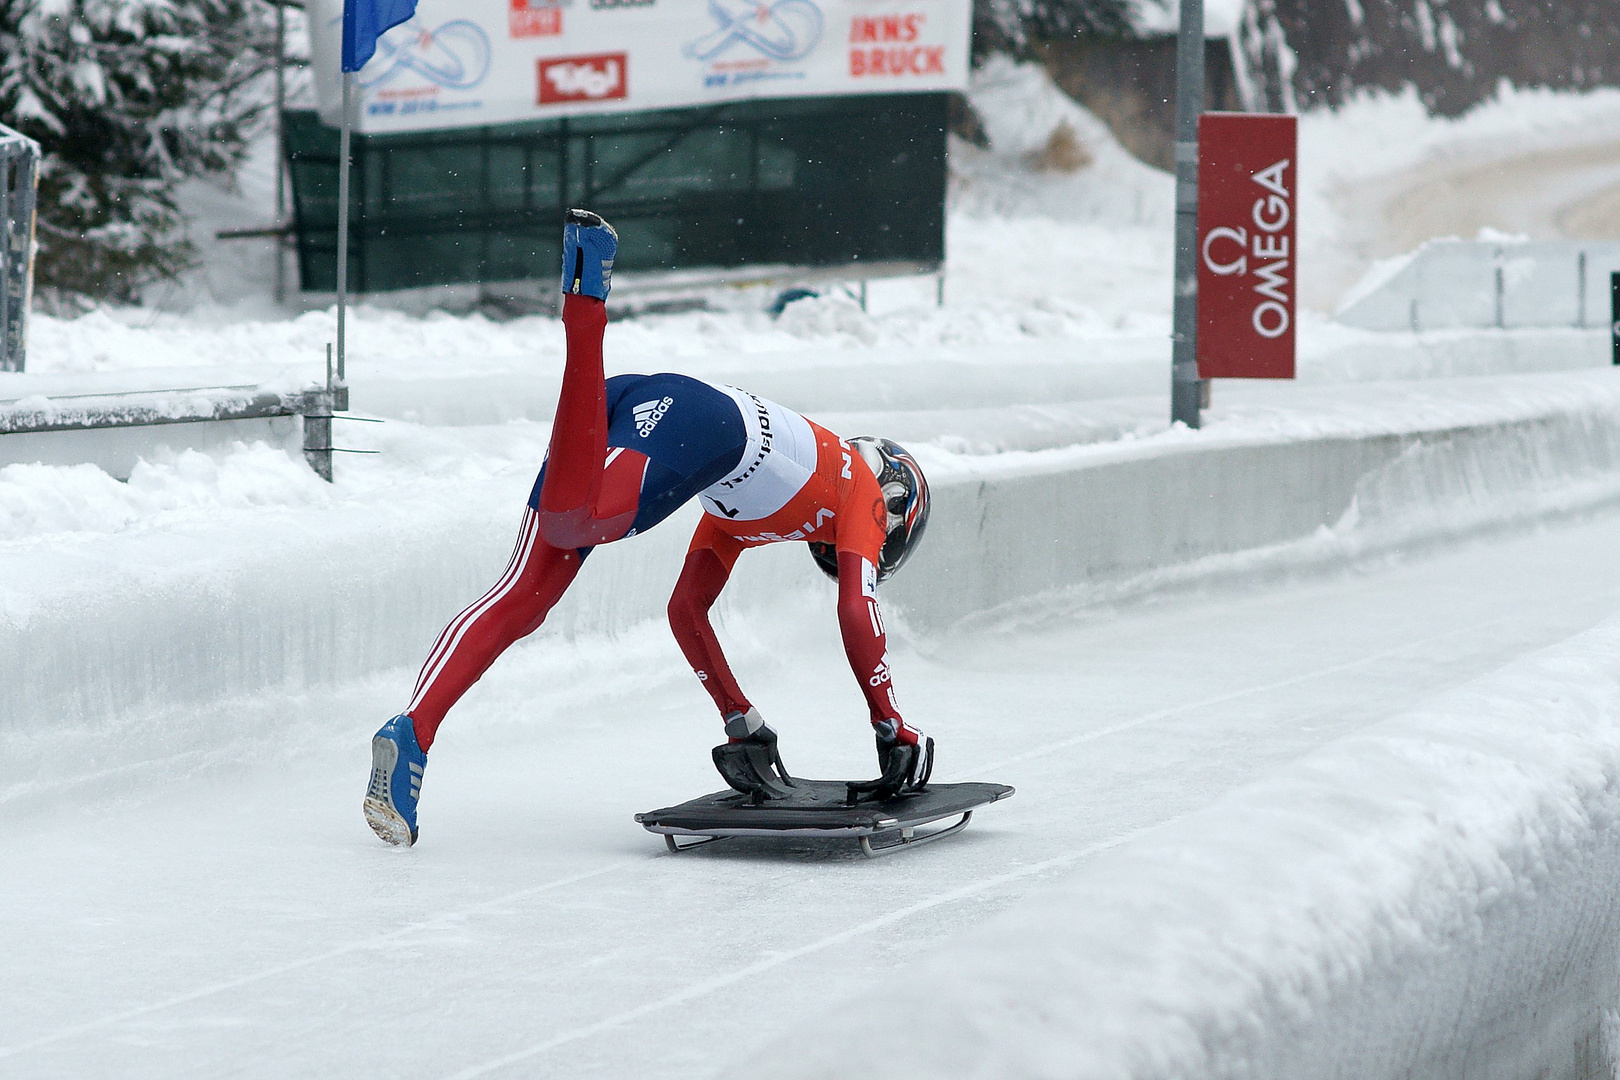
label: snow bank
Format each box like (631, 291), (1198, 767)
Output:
(0, 470), (820, 803)
(739, 615), (1620, 1080)
(352, 324), (1612, 427)
(1297, 81), (1620, 309)
(5, 321), (1604, 440)
(1299, 82), (1620, 231)
(0, 442), (324, 541)
(953, 57), (1172, 228)
(1336, 239), (1620, 332)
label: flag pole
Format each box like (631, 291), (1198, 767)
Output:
(335, 70), (353, 385)
(337, 0), (415, 383)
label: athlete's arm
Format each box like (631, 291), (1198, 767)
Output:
(835, 549), (910, 731)
(667, 524), (753, 718)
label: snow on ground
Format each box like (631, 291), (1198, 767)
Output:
(11, 496), (1620, 1079)
(756, 600), (1620, 1080)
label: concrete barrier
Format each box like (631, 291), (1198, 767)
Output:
(887, 406), (1620, 629)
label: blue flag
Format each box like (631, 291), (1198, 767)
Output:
(342, 0), (419, 73)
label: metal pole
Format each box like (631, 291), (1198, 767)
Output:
(336, 72), (352, 383)
(1, 155), (12, 373)
(274, 0), (286, 304)
(1170, 0), (1205, 428)
(1611, 272), (1619, 366)
(1, 137), (38, 374)
(304, 347), (335, 483)
(1578, 250), (1587, 328)
(1493, 259), (1504, 329)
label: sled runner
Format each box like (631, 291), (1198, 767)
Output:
(637, 768), (1014, 858)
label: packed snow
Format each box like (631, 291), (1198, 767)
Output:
(9, 53), (1620, 1080)
(13, 490), (1620, 1079)
(752, 608), (1620, 1080)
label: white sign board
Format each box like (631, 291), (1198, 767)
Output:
(309, 0), (972, 134)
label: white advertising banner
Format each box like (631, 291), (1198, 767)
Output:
(309, 0), (972, 134)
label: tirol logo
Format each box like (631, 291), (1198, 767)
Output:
(633, 397), (674, 437)
(537, 52), (627, 104)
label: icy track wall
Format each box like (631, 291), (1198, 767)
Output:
(746, 615), (1620, 1080)
(11, 393), (1620, 797)
(886, 405), (1620, 628)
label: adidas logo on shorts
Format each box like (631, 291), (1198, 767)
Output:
(633, 396), (674, 437)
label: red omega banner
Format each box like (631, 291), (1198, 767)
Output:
(1196, 112), (1297, 379)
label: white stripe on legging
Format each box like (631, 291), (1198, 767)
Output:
(408, 507), (542, 710)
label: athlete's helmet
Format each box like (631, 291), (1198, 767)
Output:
(810, 437), (931, 585)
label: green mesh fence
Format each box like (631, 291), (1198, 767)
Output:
(283, 93), (947, 293)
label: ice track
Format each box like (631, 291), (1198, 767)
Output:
(7, 507), (1620, 1078)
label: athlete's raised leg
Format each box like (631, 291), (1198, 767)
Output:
(536, 212), (641, 549)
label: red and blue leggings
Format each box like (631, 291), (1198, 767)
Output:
(406, 295), (747, 749)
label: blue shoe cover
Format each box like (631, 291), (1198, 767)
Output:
(562, 208), (618, 299)
(364, 713), (426, 846)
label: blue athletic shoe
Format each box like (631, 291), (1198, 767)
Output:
(364, 714), (426, 846)
(562, 208), (617, 299)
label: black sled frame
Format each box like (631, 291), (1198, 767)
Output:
(636, 778), (1014, 858)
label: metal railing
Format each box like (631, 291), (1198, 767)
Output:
(0, 378), (359, 482)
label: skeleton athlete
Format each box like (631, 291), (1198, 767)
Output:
(365, 210), (932, 846)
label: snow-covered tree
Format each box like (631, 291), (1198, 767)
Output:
(974, 0), (1137, 60)
(0, 0), (277, 305)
